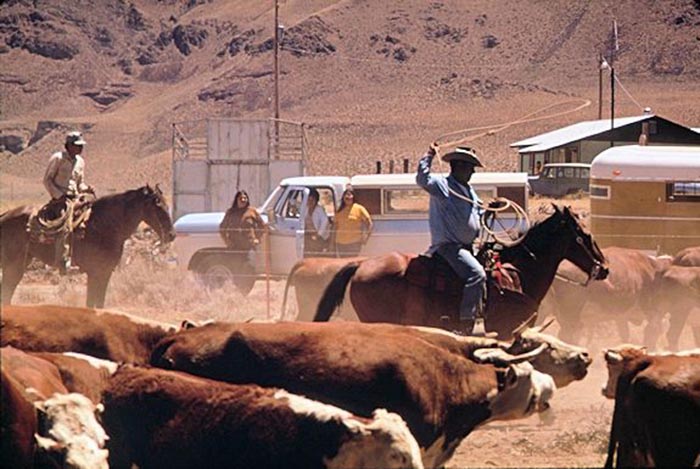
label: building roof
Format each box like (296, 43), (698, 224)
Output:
(511, 115), (652, 154)
(591, 145), (700, 181)
(692, 127), (700, 134)
(350, 172), (529, 188)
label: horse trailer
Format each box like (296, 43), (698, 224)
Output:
(589, 145), (700, 255)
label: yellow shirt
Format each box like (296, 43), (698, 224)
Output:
(334, 203), (371, 245)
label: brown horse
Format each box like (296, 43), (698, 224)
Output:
(1, 185), (175, 308)
(314, 205), (609, 339)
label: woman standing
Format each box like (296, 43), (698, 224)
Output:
(333, 188), (373, 257)
(219, 190), (266, 252)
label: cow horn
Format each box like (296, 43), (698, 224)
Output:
(535, 317), (555, 333)
(473, 343), (548, 366)
(512, 312), (538, 337)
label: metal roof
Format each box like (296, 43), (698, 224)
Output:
(350, 172), (529, 188)
(591, 145), (700, 181)
(511, 115), (652, 153)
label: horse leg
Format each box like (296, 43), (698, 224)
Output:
(665, 307), (690, 352)
(86, 269), (113, 308)
(1, 260), (27, 305)
(642, 311), (664, 351)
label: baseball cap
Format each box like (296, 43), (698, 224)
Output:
(65, 131), (87, 146)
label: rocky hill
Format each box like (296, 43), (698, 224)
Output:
(1, 0), (699, 203)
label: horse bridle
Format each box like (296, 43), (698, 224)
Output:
(519, 218), (605, 287)
(557, 221), (605, 287)
(144, 192), (170, 245)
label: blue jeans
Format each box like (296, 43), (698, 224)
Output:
(436, 243), (486, 321)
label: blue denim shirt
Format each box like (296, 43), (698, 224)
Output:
(416, 152), (482, 253)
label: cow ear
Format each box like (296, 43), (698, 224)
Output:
(551, 203), (561, 214)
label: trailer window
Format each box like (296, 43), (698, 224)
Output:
(590, 185), (610, 199)
(667, 182), (700, 202)
(384, 189), (429, 214)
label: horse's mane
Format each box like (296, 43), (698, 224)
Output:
(91, 186), (155, 211)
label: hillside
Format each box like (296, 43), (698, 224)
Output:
(2, 0), (699, 204)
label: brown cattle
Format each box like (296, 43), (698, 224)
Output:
(33, 352), (118, 403)
(673, 246), (700, 267)
(408, 318), (592, 388)
(602, 345), (700, 467)
(150, 321), (556, 468)
(0, 347), (108, 469)
(281, 256), (366, 321)
(653, 265), (700, 347)
(1, 304), (176, 364)
(102, 365), (424, 469)
(546, 247), (677, 349)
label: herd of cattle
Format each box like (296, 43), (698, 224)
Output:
(1, 299), (699, 468)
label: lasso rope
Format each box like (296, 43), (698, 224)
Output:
(426, 98), (592, 246)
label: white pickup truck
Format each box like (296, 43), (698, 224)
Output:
(172, 172), (529, 287)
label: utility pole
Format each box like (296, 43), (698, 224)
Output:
(598, 53), (603, 119)
(273, 0), (280, 158)
(273, 0), (280, 122)
(609, 20), (618, 148)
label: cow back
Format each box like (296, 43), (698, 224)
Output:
(1, 305), (172, 364)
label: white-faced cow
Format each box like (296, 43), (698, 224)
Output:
(1, 346), (109, 469)
(1, 304), (176, 364)
(150, 321), (556, 468)
(602, 345), (700, 467)
(102, 365), (424, 469)
(407, 316), (592, 388)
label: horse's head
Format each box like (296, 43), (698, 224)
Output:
(552, 204), (608, 282)
(139, 184), (176, 244)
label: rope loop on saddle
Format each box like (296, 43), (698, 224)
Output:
(29, 195), (93, 242)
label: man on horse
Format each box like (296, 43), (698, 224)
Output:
(416, 143), (496, 337)
(41, 130), (94, 274)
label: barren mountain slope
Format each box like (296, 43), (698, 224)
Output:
(1, 0), (699, 203)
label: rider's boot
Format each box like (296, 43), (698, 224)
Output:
(470, 317), (498, 339)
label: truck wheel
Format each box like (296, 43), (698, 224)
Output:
(195, 257), (235, 290)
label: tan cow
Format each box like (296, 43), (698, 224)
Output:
(545, 247), (676, 349)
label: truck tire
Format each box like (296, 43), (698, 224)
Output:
(194, 254), (256, 295)
(195, 256), (236, 290)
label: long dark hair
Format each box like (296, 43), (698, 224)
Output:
(231, 190), (250, 212)
(338, 188), (356, 213)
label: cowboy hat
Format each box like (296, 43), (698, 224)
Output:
(441, 146), (483, 167)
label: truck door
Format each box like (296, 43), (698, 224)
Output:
(265, 186), (309, 275)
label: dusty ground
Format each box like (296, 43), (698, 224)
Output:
(12, 255), (697, 468)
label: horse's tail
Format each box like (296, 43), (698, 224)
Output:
(280, 261), (305, 319)
(314, 263), (360, 322)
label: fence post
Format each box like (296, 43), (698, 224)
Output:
(403, 158), (409, 173)
(376, 161), (382, 174)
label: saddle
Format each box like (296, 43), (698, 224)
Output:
(405, 250), (522, 296)
(28, 194), (94, 244)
